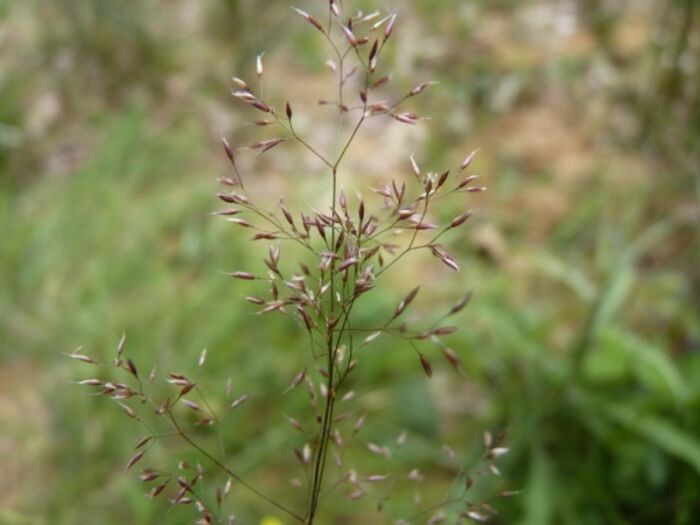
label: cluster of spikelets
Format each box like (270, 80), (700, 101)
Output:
(71, 1), (516, 523)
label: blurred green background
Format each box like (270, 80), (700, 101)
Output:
(1, 0), (699, 523)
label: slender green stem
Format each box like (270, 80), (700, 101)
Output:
(306, 169), (339, 523)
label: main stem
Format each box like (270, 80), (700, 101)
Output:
(305, 36), (374, 520)
(306, 166), (339, 524)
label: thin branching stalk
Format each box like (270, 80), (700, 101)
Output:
(71, 2), (512, 524)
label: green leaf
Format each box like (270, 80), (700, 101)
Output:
(598, 399), (700, 476)
(605, 328), (689, 403)
(531, 251), (596, 302)
(519, 447), (555, 525)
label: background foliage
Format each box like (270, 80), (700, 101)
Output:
(1, 0), (698, 523)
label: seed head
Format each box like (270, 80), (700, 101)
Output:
(229, 271), (256, 280)
(126, 450), (145, 470)
(291, 7), (324, 33)
(449, 291), (473, 314)
(384, 14), (397, 41)
(230, 395), (249, 409)
(409, 81), (437, 97)
(409, 154), (420, 177)
(419, 353), (433, 378)
(231, 77), (249, 90)
(256, 53), (264, 78)
(221, 137), (235, 164)
(342, 25), (358, 47)
(460, 148), (480, 170)
(449, 213), (471, 228)
(368, 40), (379, 63)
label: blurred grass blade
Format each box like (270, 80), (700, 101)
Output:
(519, 448), (554, 525)
(597, 398), (700, 476)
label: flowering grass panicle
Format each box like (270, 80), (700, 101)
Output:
(72, 1), (513, 523)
